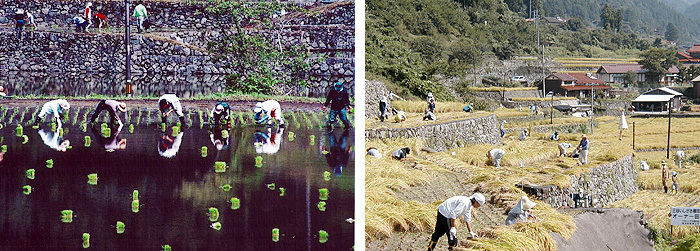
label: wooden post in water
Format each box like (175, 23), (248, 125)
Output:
(125, 0), (132, 97)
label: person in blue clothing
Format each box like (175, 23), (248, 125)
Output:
(577, 134), (589, 164)
(14, 9), (26, 39)
(463, 103), (473, 113)
(322, 82), (352, 130)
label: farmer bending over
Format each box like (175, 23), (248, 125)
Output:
(487, 148), (506, 167)
(158, 94), (185, 125)
(323, 82), (352, 130)
(90, 100), (126, 126)
(209, 101), (231, 127)
(253, 100), (285, 126)
(505, 196), (538, 225)
(428, 193), (486, 251)
(33, 99), (70, 128)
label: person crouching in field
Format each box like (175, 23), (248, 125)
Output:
(428, 193), (486, 251)
(33, 99), (70, 128)
(90, 100), (127, 126)
(253, 100), (285, 126)
(487, 148), (505, 167)
(505, 196), (538, 225)
(158, 94), (186, 125)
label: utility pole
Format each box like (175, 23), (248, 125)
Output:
(542, 44), (545, 97)
(667, 100), (672, 159)
(125, 0), (132, 97)
(535, 10), (540, 49)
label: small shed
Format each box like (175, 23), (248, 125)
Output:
(631, 87), (683, 113)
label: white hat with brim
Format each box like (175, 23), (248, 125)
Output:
(472, 193), (486, 206)
(521, 196), (536, 210)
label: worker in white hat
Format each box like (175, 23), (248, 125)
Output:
(671, 171), (679, 195)
(90, 100), (127, 126)
(209, 101), (231, 127)
(428, 193), (486, 251)
(33, 99), (71, 128)
(505, 196), (538, 225)
(577, 134), (589, 165)
(675, 150), (685, 169)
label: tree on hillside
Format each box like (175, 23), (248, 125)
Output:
(639, 48), (679, 85)
(600, 3), (622, 32)
(623, 70), (637, 87)
(679, 65), (700, 84)
(665, 23), (679, 42)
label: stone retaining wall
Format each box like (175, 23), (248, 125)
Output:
(519, 155), (637, 208)
(504, 122), (590, 135)
(365, 115), (501, 152)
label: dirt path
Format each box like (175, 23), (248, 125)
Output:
(0, 99), (323, 112)
(552, 208), (654, 251)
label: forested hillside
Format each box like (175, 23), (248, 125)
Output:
(367, 0), (654, 101)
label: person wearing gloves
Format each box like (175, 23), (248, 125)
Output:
(428, 193), (486, 251)
(577, 134), (589, 165)
(158, 94), (186, 125)
(558, 142), (572, 156)
(89, 99), (127, 126)
(209, 101), (231, 127)
(33, 99), (70, 128)
(675, 150), (685, 169)
(392, 147), (410, 160)
(487, 148), (506, 167)
(550, 131), (559, 141)
(253, 100), (284, 126)
(323, 82), (352, 130)
(505, 196), (538, 225)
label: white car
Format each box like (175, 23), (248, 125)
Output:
(512, 76), (527, 83)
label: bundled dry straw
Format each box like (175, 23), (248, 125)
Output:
(365, 138), (436, 240)
(391, 100), (472, 113)
(611, 190), (700, 239)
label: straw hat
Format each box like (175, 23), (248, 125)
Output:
(117, 102), (127, 112)
(521, 196), (536, 210)
(581, 134), (587, 139)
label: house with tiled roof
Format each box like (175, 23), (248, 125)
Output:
(596, 64), (679, 86)
(631, 87), (683, 113)
(544, 73), (611, 97)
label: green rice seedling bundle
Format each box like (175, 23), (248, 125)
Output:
(221, 130), (229, 139)
(208, 207), (219, 222)
(317, 201), (326, 211)
(171, 126), (180, 137)
(211, 222), (222, 230)
(1, 145), (6, 152)
(21, 135), (28, 144)
(15, 124), (23, 137)
(318, 230), (328, 243)
(26, 169), (35, 180)
(87, 173), (98, 185)
(267, 183), (275, 190)
(84, 136), (91, 147)
(82, 233), (90, 249)
(46, 159), (54, 168)
(22, 185), (32, 195)
(61, 210), (73, 223)
(288, 131), (295, 141)
(132, 199), (140, 213)
(309, 135), (315, 145)
(221, 184), (232, 192)
(279, 187), (286, 196)
(318, 188), (329, 200)
(129, 124), (134, 133)
(116, 221), (125, 234)
(272, 228), (280, 242)
(255, 156), (263, 167)
(102, 127), (111, 137)
(160, 123), (166, 132)
(323, 171), (331, 181)
(214, 161), (226, 172)
(230, 197), (240, 210)
(162, 244), (172, 251)
(201, 146), (208, 157)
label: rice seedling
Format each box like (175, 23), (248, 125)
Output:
(291, 112), (301, 129)
(324, 171), (331, 181)
(71, 107), (80, 126)
(230, 197), (240, 210)
(82, 233), (90, 248)
(18, 108), (28, 125)
(317, 201), (327, 211)
(301, 112), (313, 130)
(87, 173), (98, 185)
(162, 244), (172, 251)
(318, 230), (328, 243)
(145, 109), (152, 126)
(208, 207), (219, 222)
(272, 228), (280, 242)
(132, 199), (140, 213)
(61, 210), (73, 223)
(22, 185), (32, 195)
(319, 188), (329, 200)
(136, 109), (143, 125)
(279, 187), (286, 196)
(116, 221), (125, 234)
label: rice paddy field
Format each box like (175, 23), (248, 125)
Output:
(366, 112), (700, 250)
(554, 57), (640, 68)
(0, 105), (355, 250)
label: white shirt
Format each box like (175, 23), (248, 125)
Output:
(159, 132), (183, 158)
(38, 99), (68, 127)
(158, 94), (184, 117)
(437, 196), (474, 222)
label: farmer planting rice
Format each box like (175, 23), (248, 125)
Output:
(253, 100), (285, 126)
(33, 99), (70, 128)
(428, 193), (486, 251)
(158, 94), (186, 125)
(89, 100), (127, 126)
(323, 82), (352, 130)
(209, 101), (231, 127)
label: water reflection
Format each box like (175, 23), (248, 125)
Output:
(38, 126), (70, 152)
(322, 129), (352, 176)
(158, 130), (184, 158)
(254, 127), (284, 155)
(90, 124), (127, 151)
(209, 128), (230, 151)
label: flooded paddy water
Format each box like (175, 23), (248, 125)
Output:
(0, 106), (354, 250)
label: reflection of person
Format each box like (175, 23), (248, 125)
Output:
(505, 196), (538, 225)
(322, 82), (352, 130)
(254, 127), (284, 154)
(209, 101), (231, 127)
(209, 128), (230, 151)
(323, 130), (351, 176)
(91, 123), (126, 151)
(158, 131), (183, 158)
(428, 194), (486, 251)
(90, 100), (127, 126)
(253, 100), (284, 126)
(33, 99), (70, 128)
(158, 94), (185, 125)
(39, 127), (70, 152)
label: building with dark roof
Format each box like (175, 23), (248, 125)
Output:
(596, 64), (679, 86)
(544, 73), (611, 97)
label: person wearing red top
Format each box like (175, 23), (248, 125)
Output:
(94, 12), (108, 30)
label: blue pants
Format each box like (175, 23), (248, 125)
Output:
(327, 109), (350, 128)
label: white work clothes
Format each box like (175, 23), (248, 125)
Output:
(255, 127), (284, 154)
(558, 143), (572, 156)
(437, 196), (475, 222)
(675, 151), (685, 168)
(505, 199), (531, 225)
(254, 100), (284, 125)
(367, 148), (382, 158)
(159, 94), (184, 117)
(519, 131), (527, 141)
(38, 128), (68, 151)
(159, 132), (183, 158)
(394, 111), (406, 122)
(38, 99), (69, 127)
(640, 161), (650, 171)
(489, 148), (506, 167)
